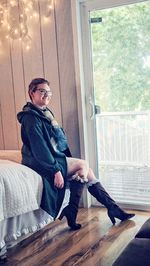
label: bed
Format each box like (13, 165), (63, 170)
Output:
(0, 150), (69, 261)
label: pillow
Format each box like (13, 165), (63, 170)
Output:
(113, 238), (150, 266)
(135, 218), (150, 239)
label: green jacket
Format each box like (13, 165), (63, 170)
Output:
(17, 102), (71, 218)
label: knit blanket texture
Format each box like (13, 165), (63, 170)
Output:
(0, 160), (43, 222)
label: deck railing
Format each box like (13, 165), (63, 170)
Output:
(96, 111), (150, 167)
(95, 111), (150, 209)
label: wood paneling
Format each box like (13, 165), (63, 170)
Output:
(0, 104), (4, 149)
(39, 0), (62, 124)
(0, 38), (18, 149)
(22, 1), (44, 97)
(54, 0), (80, 157)
(10, 41), (26, 149)
(0, 0), (80, 155)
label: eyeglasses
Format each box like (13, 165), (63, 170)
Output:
(35, 88), (52, 96)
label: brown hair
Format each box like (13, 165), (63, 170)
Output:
(28, 78), (49, 100)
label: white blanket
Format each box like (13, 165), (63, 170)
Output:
(0, 160), (43, 222)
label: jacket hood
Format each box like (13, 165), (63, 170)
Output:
(17, 102), (46, 124)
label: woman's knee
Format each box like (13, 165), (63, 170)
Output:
(79, 159), (89, 171)
(87, 168), (96, 181)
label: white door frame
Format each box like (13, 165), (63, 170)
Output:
(71, 0), (149, 207)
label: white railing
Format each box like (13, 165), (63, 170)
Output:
(96, 111), (150, 167)
(94, 111), (150, 209)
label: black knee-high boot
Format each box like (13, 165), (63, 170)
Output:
(59, 180), (85, 230)
(88, 182), (135, 224)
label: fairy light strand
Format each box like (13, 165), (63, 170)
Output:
(0, 0), (53, 51)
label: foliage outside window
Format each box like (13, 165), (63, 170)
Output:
(91, 2), (150, 112)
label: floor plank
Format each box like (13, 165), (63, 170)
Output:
(5, 207), (150, 266)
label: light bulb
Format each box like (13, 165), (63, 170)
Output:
(14, 29), (18, 34)
(26, 45), (30, 50)
(33, 12), (38, 18)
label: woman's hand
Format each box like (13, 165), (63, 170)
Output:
(54, 171), (64, 188)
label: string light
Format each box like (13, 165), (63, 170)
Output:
(0, 0), (53, 51)
(45, 0), (53, 17)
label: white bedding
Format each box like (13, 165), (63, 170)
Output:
(0, 158), (70, 259)
(0, 208), (53, 250)
(0, 160), (43, 222)
(0, 190), (70, 258)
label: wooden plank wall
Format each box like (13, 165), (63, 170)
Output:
(0, 0), (80, 157)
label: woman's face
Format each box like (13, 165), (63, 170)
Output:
(31, 83), (52, 107)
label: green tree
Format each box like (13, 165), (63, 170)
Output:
(91, 2), (150, 112)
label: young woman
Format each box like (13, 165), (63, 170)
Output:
(17, 78), (135, 230)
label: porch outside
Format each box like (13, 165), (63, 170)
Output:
(96, 111), (150, 209)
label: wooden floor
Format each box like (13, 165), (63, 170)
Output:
(5, 207), (150, 266)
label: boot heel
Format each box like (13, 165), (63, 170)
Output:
(108, 211), (116, 225)
(58, 206), (81, 230)
(108, 206), (135, 224)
